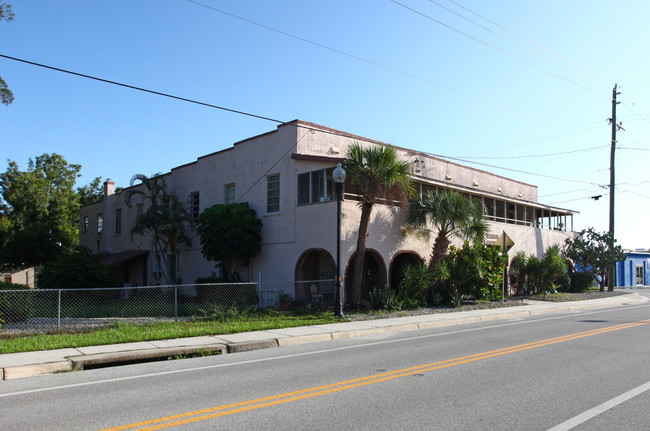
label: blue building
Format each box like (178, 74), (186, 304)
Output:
(616, 250), (650, 287)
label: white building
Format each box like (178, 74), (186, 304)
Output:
(79, 120), (576, 303)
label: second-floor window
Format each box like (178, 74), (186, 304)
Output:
(297, 168), (334, 205)
(190, 191), (200, 222)
(267, 174), (280, 213)
(224, 183), (236, 205)
(97, 214), (103, 233)
(115, 208), (122, 234)
(82, 216), (89, 233)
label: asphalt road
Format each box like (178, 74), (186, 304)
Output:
(1, 301), (649, 431)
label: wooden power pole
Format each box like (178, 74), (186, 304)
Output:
(608, 84), (624, 291)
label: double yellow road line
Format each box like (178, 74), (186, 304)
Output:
(101, 319), (650, 431)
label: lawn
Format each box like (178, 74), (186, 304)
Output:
(0, 309), (340, 354)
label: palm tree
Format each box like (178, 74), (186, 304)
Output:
(406, 189), (487, 269)
(125, 174), (192, 284)
(343, 141), (413, 307)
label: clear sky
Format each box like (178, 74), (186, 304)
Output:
(1, 1), (649, 250)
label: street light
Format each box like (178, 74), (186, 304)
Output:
(332, 162), (346, 317)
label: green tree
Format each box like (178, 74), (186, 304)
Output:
(0, 3), (15, 106)
(343, 141), (413, 307)
(0, 154), (82, 270)
(125, 174), (192, 284)
(406, 190), (487, 269)
(76, 176), (104, 205)
(38, 246), (118, 289)
(564, 228), (626, 291)
(197, 202), (262, 281)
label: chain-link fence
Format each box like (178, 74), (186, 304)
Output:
(0, 279), (336, 336)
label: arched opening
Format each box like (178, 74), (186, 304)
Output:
(344, 250), (387, 304)
(294, 249), (336, 305)
(389, 252), (422, 291)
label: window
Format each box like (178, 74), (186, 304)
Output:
(267, 174), (280, 212)
(224, 183), (236, 205)
(136, 203), (144, 219)
(97, 214), (103, 233)
(190, 191), (200, 222)
(82, 216), (89, 232)
(297, 168), (334, 205)
(115, 208), (122, 234)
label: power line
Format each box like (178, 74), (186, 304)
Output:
(389, 0), (609, 98)
(425, 0), (610, 88)
(185, 0), (586, 131)
(444, 0), (614, 86)
(422, 151), (602, 186)
(0, 53), (384, 144)
(539, 188), (594, 198)
(0, 54), (286, 125)
(548, 192), (610, 205)
(454, 145), (608, 160)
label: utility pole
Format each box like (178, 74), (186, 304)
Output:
(608, 84), (624, 291)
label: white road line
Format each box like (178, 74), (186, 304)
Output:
(547, 381), (650, 431)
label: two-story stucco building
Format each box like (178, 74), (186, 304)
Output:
(79, 120), (577, 303)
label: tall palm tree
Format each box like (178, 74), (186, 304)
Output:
(343, 141), (413, 307)
(406, 189), (487, 269)
(125, 174), (192, 284)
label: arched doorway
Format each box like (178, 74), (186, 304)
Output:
(295, 249), (336, 305)
(344, 250), (387, 304)
(389, 252), (422, 291)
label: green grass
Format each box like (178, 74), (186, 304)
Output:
(0, 310), (341, 354)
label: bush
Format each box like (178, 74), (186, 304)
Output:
(0, 281), (33, 324)
(399, 261), (432, 305)
(39, 247), (118, 289)
(368, 286), (402, 310)
(569, 272), (594, 293)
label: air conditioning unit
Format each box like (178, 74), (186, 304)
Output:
(153, 270), (162, 279)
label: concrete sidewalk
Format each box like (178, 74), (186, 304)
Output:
(1, 292), (647, 380)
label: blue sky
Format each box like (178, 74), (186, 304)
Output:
(1, 1), (649, 249)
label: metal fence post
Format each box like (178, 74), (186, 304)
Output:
(258, 271), (262, 308)
(174, 285), (178, 322)
(57, 289), (61, 331)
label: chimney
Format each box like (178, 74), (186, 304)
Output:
(104, 179), (115, 197)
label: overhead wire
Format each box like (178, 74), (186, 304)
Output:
(425, 0), (610, 88)
(420, 150), (603, 186)
(185, 0), (597, 131)
(0, 53), (615, 192)
(389, 0), (610, 98)
(453, 145), (608, 160)
(444, 0), (615, 86)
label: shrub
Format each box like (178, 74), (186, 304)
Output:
(368, 285), (402, 310)
(399, 260), (432, 305)
(569, 272), (594, 293)
(39, 246), (118, 289)
(0, 281), (33, 324)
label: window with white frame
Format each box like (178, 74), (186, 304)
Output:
(97, 214), (103, 233)
(297, 168), (334, 206)
(267, 174), (280, 213)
